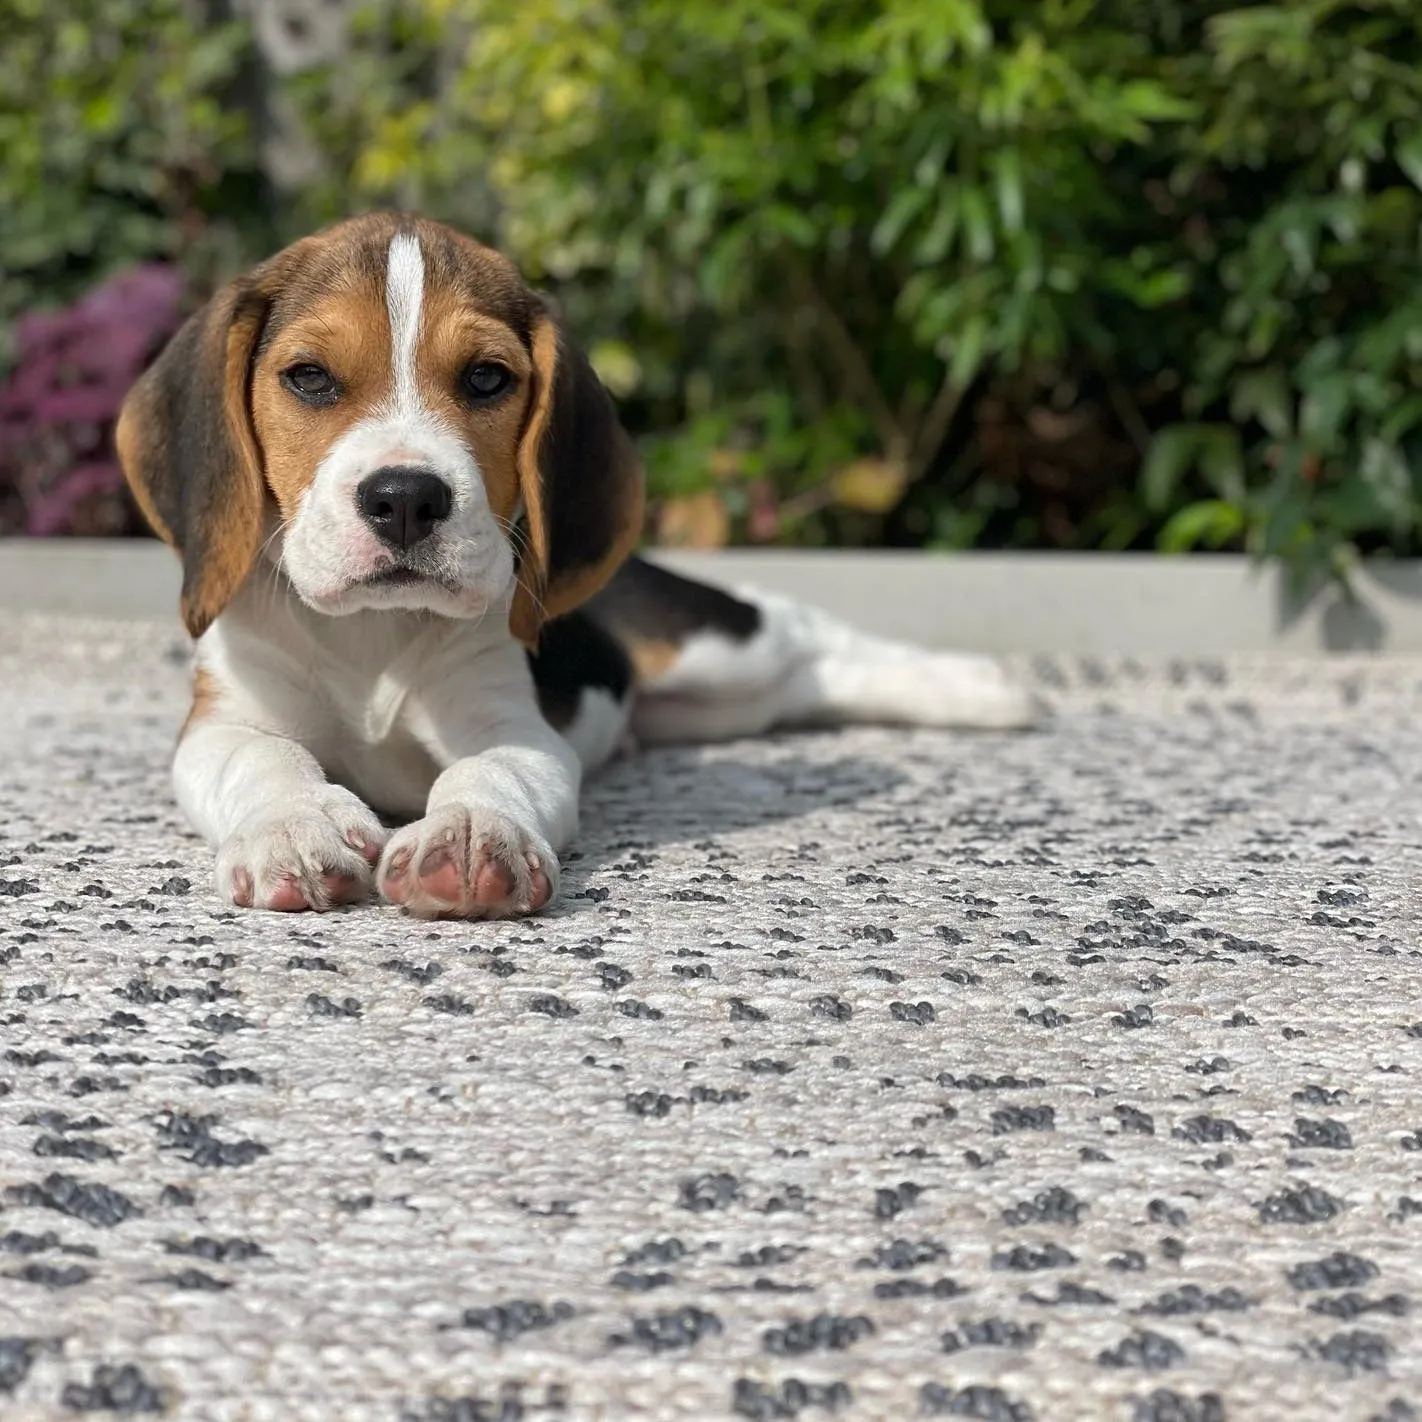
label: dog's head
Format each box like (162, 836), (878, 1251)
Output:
(116, 213), (643, 641)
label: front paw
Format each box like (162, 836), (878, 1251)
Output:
(217, 795), (387, 912)
(377, 806), (558, 919)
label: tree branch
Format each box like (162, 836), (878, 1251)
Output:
(784, 258), (906, 459)
(907, 370), (968, 484)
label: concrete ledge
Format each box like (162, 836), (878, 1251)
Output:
(5, 536), (1422, 654)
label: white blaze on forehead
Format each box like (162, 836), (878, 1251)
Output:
(385, 232), (424, 412)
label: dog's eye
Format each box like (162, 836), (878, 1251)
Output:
(282, 363), (339, 404)
(461, 361), (513, 403)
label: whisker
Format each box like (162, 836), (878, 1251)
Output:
(488, 518), (549, 627)
(254, 515), (294, 605)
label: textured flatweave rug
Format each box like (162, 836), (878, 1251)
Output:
(1, 614), (1421, 1421)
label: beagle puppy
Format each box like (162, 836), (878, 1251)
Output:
(115, 213), (1033, 919)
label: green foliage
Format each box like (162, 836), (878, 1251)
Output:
(1152, 0), (1422, 584)
(0, 0), (260, 345)
(318, 0), (1422, 572)
(7, 0), (1422, 578)
(335, 0), (1203, 546)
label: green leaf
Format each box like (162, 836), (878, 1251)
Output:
(1398, 131), (1422, 193)
(1230, 367), (1293, 438)
(1197, 426), (1245, 502)
(762, 203), (818, 247)
(1380, 395), (1422, 445)
(870, 185), (930, 256)
(912, 191), (961, 264)
(1352, 437), (1414, 531)
(1141, 425), (1203, 513)
(1299, 372), (1353, 452)
(1115, 79), (1198, 124)
(948, 314), (988, 389)
(958, 185), (994, 264)
(1157, 499), (1246, 553)
(992, 148), (1023, 234)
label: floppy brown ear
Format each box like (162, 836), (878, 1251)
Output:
(115, 278), (270, 639)
(509, 312), (645, 645)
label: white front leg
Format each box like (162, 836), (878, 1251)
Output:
(175, 720), (387, 911)
(376, 646), (582, 919)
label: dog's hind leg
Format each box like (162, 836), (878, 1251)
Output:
(582, 556), (1038, 746)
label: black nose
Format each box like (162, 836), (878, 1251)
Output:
(355, 468), (452, 550)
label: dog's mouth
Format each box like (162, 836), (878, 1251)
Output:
(342, 564), (470, 610)
(305, 552), (503, 618)
(360, 567), (429, 588)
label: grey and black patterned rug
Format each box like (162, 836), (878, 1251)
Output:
(2, 614), (1421, 1422)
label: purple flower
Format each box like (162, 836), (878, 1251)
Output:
(0, 263), (185, 536)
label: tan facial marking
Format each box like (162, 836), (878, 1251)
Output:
(251, 285), (395, 518)
(415, 298), (533, 521)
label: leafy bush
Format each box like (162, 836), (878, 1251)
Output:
(1136, 1), (1422, 584)
(331, 0), (1422, 578)
(338, 0), (1196, 550)
(5, 0), (1422, 582)
(0, 0), (258, 345)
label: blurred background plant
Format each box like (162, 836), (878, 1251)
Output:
(2, 0), (1420, 587)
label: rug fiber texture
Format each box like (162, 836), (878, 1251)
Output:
(1, 616), (1421, 1421)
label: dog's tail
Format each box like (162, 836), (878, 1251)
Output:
(578, 556), (1037, 749)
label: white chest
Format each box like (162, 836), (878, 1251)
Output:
(205, 596), (501, 820)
